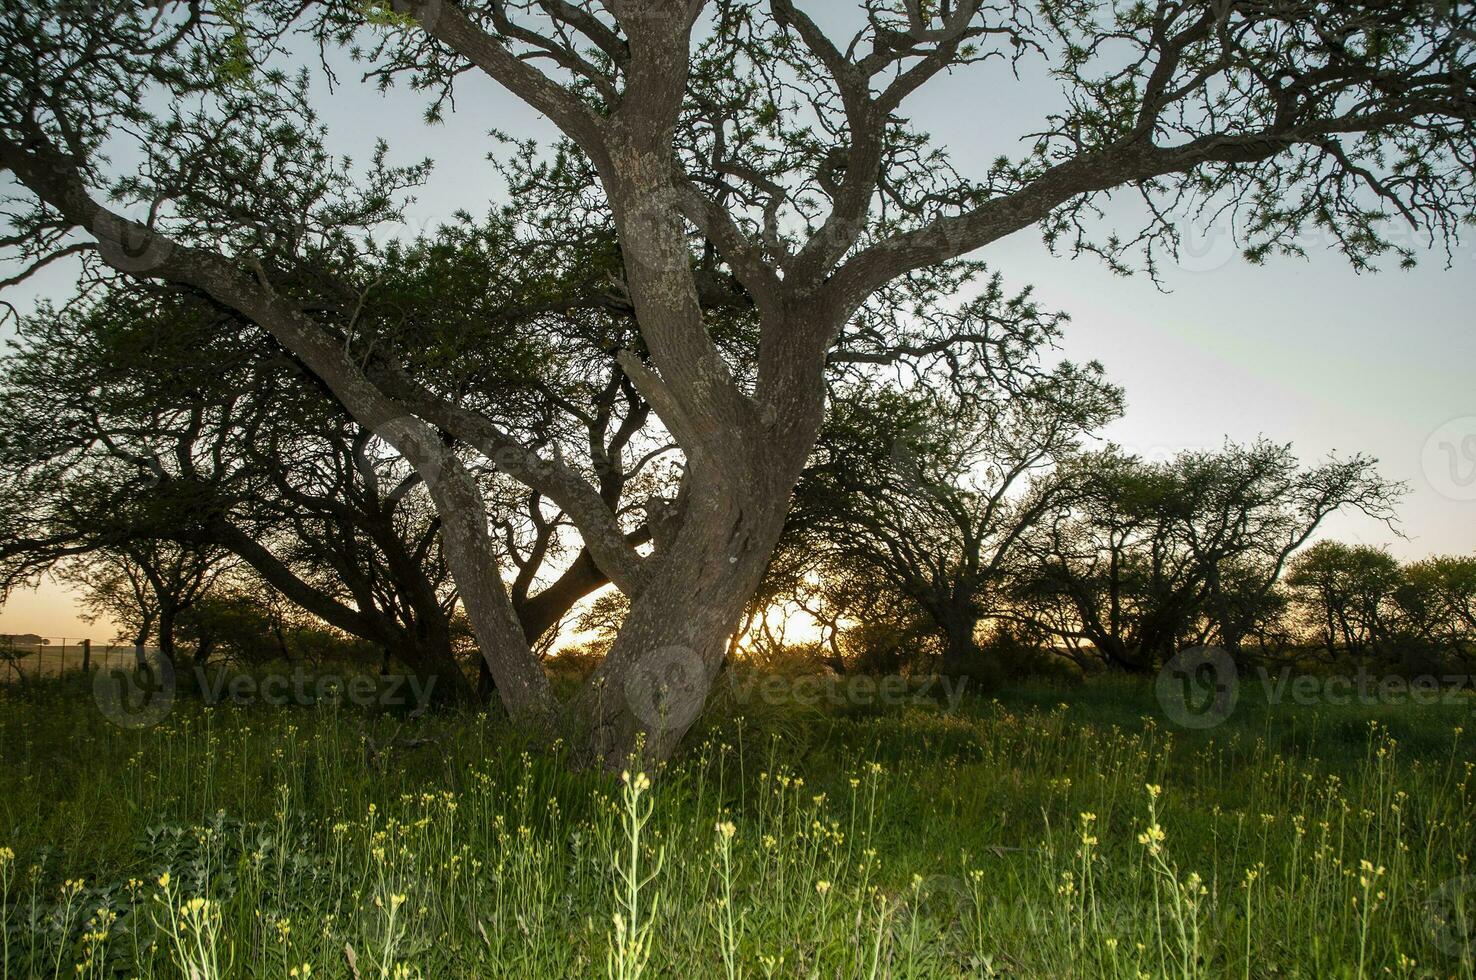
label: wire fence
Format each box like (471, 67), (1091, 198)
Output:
(0, 636), (160, 684)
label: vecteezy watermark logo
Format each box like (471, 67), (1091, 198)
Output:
(1422, 416), (1476, 502)
(375, 415), (447, 488)
(1425, 876), (1476, 960)
(195, 666), (437, 713)
(94, 657), (439, 728)
(906, 873), (974, 926)
(1156, 663), (1476, 729)
(93, 651), (176, 729)
(624, 645), (707, 733)
(724, 672), (970, 712)
(1155, 645), (1239, 729)
(92, 212), (173, 274)
(889, 421), (963, 501)
(1172, 215), (1238, 274)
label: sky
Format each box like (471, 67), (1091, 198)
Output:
(2, 10), (1474, 640)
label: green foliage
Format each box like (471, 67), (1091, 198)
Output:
(1, 676), (1472, 977)
(1397, 556), (1476, 658)
(1289, 541), (1407, 657)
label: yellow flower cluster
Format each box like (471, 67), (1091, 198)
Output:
(1078, 812), (1099, 848)
(1137, 823), (1166, 854)
(1357, 859), (1386, 891)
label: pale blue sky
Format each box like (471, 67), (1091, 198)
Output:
(3, 18), (1473, 638)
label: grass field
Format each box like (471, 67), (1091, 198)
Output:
(1, 670), (1473, 978)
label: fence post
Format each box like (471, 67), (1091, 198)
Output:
(81, 638), (91, 672)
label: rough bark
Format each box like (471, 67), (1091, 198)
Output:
(567, 474), (793, 767)
(157, 602), (178, 665)
(564, 310), (830, 766)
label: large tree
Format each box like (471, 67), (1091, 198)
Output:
(1, 0), (1471, 765)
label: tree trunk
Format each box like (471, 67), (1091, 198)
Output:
(193, 631), (216, 671)
(132, 614), (154, 669)
(423, 463), (557, 729)
(1220, 625), (1245, 657)
(516, 548), (617, 643)
(476, 656), (496, 702)
(157, 604), (177, 664)
(566, 480), (786, 768)
(1092, 634), (1153, 675)
(939, 614), (1001, 691)
(385, 626), (476, 707)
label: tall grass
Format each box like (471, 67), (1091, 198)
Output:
(0, 673), (1472, 977)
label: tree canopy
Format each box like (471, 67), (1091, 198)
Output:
(1, 0), (1471, 765)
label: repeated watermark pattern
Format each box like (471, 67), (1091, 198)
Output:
(722, 671), (970, 713)
(1166, 215), (1476, 275)
(623, 644), (708, 732)
(194, 666), (437, 711)
(1425, 876), (1476, 961)
(1422, 416), (1476, 502)
(92, 656), (437, 728)
(92, 211), (173, 274)
(621, 642), (972, 731)
(1171, 216), (1241, 274)
(96, 648), (967, 732)
(92, 652), (176, 730)
(1154, 646), (1476, 729)
(1155, 645), (1239, 729)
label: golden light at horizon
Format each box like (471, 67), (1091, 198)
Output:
(0, 579), (829, 654)
(0, 580), (110, 641)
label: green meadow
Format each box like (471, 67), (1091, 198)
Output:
(1, 671), (1473, 978)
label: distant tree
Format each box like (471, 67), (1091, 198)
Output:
(788, 353), (1122, 685)
(177, 580), (380, 670)
(175, 585), (288, 670)
(1392, 555), (1476, 668)
(0, 290), (480, 694)
(764, 554), (940, 676)
(1197, 555), (1295, 657)
(1286, 541), (1403, 660)
(57, 542), (230, 664)
(1020, 444), (1398, 670)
